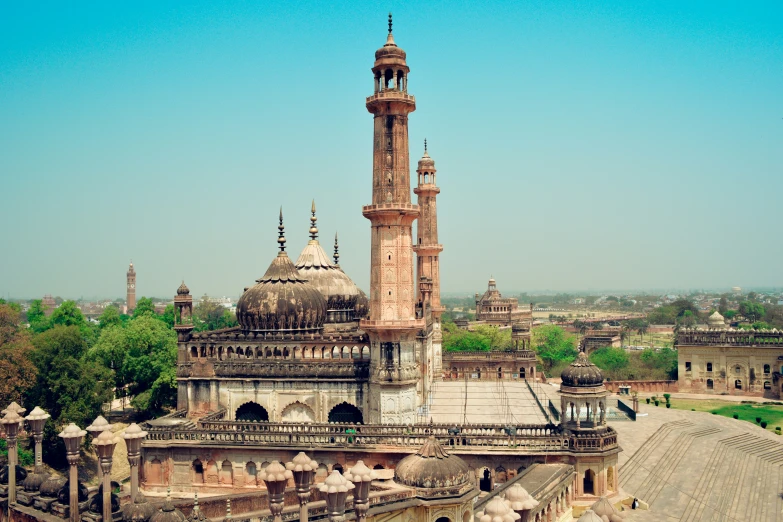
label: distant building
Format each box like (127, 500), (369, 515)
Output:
(41, 294), (56, 316)
(677, 327), (782, 398)
(580, 328), (622, 352)
(474, 277), (531, 327)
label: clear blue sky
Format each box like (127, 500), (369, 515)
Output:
(1, 1), (781, 300)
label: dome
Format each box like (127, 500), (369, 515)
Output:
(294, 205), (368, 323)
(561, 352), (604, 388)
(708, 311), (725, 326)
(150, 497), (186, 522)
(236, 211), (327, 332)
(576, 510), (603, 522)
(374, 15), (407, 65)
(122, 494), (157, 522)
(394, 436), (472, 493)
(417, 149), (435, 170)
(38, 475), (66, 498)
(176, 281), (190, 295)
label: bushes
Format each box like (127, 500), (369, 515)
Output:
(760, 421), (768, 428)
(756, 417), (762, 424)
(646, 398), (650, 404)
(733, 414), (739, 419)
(666, 404), (671, 408)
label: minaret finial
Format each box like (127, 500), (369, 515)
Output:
(278, 207), (286, 254)
(388, 12), (393, 34)
(333, 232), (340, 265)
(309, 199), (318, 241)
(424, 138), (427, 153)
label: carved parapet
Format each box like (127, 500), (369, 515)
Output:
(368, 363), (419, 383)
(211, 361), (370, 380)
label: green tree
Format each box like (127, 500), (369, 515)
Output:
(739, 301), (765, 322)
(724, 310), (738, 319)
(589, 346), (629, 372)
(193, 298), (238, 331)
(531, 325), (578, 375)
(472, 325), (513, 350)
(133, 297), (156, 318)
(89, 315), (178, 416)
(718, 295), (729, 314)
(26, 326), (113, 465)
(161, 304), (177, 328)
(26, 299), (49, 332)
(98, 305), (122, 329)
(443, 329), (491, 352)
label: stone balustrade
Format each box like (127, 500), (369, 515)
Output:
(677, 329), (783, 346)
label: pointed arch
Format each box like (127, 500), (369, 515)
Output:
(235, 402), (269, 422)
(328, 402), (363, 424)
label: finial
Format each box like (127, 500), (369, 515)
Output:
(193, 491), (199, 513)
(278, 207), (286, 254)
(309, 200), (318, 241)
(424, 138), (427, 153)
(333, 232), (340, 265)
(226, 498), (231, 517)
(166, 486), (171, 501)
(388, 12), (393, 34)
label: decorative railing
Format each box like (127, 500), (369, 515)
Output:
(443, 351), (536, 361)
(365, 92), (416, 104)
(143, 418), (619, 453)
(678, 329), (783, 346)
(177, 361), (370, 379)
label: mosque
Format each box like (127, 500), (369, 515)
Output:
(139, 16), (625, 521)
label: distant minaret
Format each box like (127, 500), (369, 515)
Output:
(127, 261), (136, 313)
(413, 139), (443, 318)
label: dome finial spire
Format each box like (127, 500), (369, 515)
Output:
(424, 138), (427, 153)
(388, 12), (393, 34)
(278, 207), (286, 254)
(309, 200), (318, 241)
(333, 232), (340, 265)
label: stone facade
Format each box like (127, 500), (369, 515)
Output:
(677, 328), (783, 398)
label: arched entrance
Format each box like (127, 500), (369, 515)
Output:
(479, 468), (492, 492)
(281, 402), (315, 423)
(235, 402), (269, 422)
(583, 469), (595, 495)
(328, 402), (363, 424)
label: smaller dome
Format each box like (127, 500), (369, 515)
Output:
(576, 510), (603, 522)
(394, 436), (472, 493)
(122, 494), (157, 522)
(176, 281), (190, 295)
(561, 352), (604, 387)
(150, 497), (186, 522)
(708, 311), (725, 326)
(39, 475), (66, 498)
(417, 150), (435, 170)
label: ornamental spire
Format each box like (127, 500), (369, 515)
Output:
(277, 207), (286, 254)
(309, 200), (318, 241)
(333, 232), (340, 265)
(388, 12), (393, 34)
(424, 138), (427, 153)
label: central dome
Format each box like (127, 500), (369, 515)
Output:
(236, 211), (327, 332)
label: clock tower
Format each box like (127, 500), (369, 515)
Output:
(126, 261), (136, 314)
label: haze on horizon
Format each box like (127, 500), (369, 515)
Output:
(1, 1), (781, 301)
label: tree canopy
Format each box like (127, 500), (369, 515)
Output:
(531, 325), (578, 376)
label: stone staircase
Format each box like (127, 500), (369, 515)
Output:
(619, 417), (783, 521)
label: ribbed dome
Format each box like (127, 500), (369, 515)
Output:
(236, 211), (327, 333)
(394, 436), (472, 493)
(295, 241), (368, 323)
(236, 253), (327, 332)
(122, 494), (157, 522)
(708, 311), (725, 326)
(561, 352), (604, 387)
(176, 281), (190, 295)
(150, 497), (186, 522)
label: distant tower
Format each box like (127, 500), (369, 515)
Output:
(413, 140), (443, 318)
(361, 15), (422, 425)
(126, 262), (136, 314)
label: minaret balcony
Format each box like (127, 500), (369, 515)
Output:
(366, 91), (415, 104)
(362, 203), (420, 219)
(413, 243), (443, 254)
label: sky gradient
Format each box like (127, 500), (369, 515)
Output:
(1, 1), (781, 300)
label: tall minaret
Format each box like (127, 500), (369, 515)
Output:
(126, 261), (136, 313)
(413, 140), (443, 317)
(362, 15), (422, 425)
